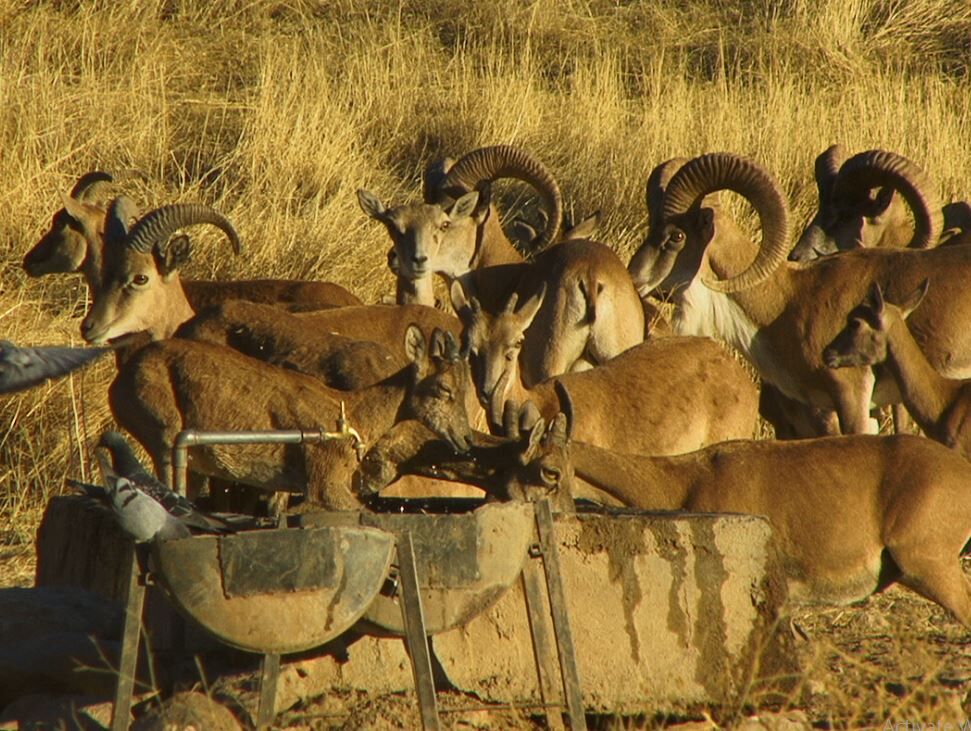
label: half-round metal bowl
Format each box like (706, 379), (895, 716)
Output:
(359, 500), (534, 635)
(150, 525), (394, 655)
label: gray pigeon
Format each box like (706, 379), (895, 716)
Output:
(68, 462), (192, 543)
(95, 431), (233, 534)
(0, 340), (108, 393)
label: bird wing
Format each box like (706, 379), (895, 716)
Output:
(107, 476), (190, 543)
(0, 341), (108, 394)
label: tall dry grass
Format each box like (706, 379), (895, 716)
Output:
(1, 1), (969, 566)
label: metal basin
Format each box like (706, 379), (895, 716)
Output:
(358, 500), (534, 635)
(150, 525), (394, 654)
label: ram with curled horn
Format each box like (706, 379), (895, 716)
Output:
(24, 174), (361, 311)
(628, 150), (971, 436)
(789, 146), (971, 263)
(358, 144), (566, 306)
(81, 201), (244, 344)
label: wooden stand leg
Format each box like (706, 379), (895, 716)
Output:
(522, 558), (566, 731)
(256, 652), (281, 729)
(111, 544), (147, 731)
(533, 499), (587, 731)
(396, 531), (440, 731)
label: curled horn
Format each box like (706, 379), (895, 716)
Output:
(815, 144), (846, 204)
(441, 145), (563, 252)
(69, 171), (114, 201)
(125, 203), (242, 255)
(645, 157), (688, 230)
(832, 149), (943, 249)
(552, 380), (574, 441)
(662, 152), (791, 293)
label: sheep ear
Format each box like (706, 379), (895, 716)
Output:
(698, 208), (716, 241)
(899, 279), (929, 318)
(516, 284), (546, 329)
(519, 417), (547, 464)
(158, 234), (192, 276)
(59, 190), (87, 223)
(358, 189), (387, 221)
(864, 281), (884, 313)
(872, 187), (895, 217)
(449, 191), (479, 221)
(449, 278), (470, 314)
(404, 325), (426, 366)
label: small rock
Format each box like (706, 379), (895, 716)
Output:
(131, 691), (243, 731)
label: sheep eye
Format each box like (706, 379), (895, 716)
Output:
(440, 220), (451, 231)
(132, 274), (149, 286)
(540, 466), (560, 484)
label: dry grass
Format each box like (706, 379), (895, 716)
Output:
(1, 0), (970, 722)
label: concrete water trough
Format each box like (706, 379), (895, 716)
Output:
(34, 492), (796, 727)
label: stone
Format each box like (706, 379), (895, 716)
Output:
(131, 691), (243, 731)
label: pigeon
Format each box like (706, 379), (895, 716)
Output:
(0, 341), (108, 394)
(94, 431), (235, 535)
(67, 460), (192, 543)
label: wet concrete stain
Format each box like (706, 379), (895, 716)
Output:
(648, 521), (691, 649)
(690, 520), (730, 700)
(577, 516), (649, 663)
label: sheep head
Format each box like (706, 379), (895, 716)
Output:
(823, 280), (929, 369)
(628, 152), (791, 298)
(499, 383), (575, 511)
(450, 278), (546, 410)
(23, 172), (116, 279)
(791, 147), (943, 262)
(81, 202), (241, 344)
(359, 145), (563, 306)
(402, 325), (474, 454)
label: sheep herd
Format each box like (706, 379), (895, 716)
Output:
(8, 143), (971, 628)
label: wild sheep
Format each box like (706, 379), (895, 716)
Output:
(109, 326), (473, 509)
(627, 151), (971, 436)
(450, 237), (645, 399)
(824, 280), (971, 459)
(789, 146), (970, 263)
(358, 144), (563, 305)
(474, 334), (759, 460)
(509, 390), (971, 626)
(176, 300), (405, 391)
(24, 178), (360, 310)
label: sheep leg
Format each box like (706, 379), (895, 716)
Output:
(892, 552), (971, 629)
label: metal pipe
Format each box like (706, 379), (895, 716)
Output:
(171, 405), (363, 496)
